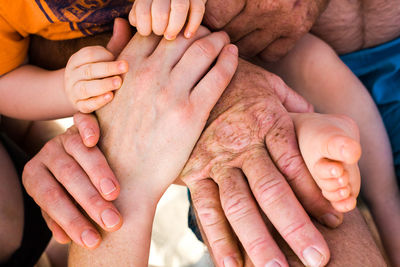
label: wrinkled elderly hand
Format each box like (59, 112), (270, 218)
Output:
(181, 59), (343, 267)
(203, 0), (330, 61)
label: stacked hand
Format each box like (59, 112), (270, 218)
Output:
(203, 0), (330, 61)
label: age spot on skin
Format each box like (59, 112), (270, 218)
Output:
(215, 121), (251, 151)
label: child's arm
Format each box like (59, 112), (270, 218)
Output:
(0, 46), (128, 121)
(0, 65), (71, 120)
(129, 0), (207, 39)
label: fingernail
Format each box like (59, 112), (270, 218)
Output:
(185, 31), (192, 38)
(228, 45), (238, 55)
(223, 256), (238, 267)
(320, 213), (341, 227)
(100, 179), (117, 195)
(113, 77), (121, 87)
(265, 259), (281, 267)
(104, 93), (112, 100)
(165, 35), (175, 40)
(81, 229), (100, 248)
(101, 209), (121, 229)
(338, 177), (345, 186)
(340, 188), (349, 197)
(330, 167), (339, 177)
(118, 61), (128, 72)
(84, 128), (95, 140)
(303, 247), (325, 267)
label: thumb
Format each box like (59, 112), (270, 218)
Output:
(107, 18), (134, 57)
(273, 77), (314, 113)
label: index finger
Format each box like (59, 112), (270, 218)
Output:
(61, 127), (120, 201)
(242, 147), (330, 267)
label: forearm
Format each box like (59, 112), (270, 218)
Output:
(69, 187), (157, 266)
(0, 65), (76, 120)
(69, 105), (159, 266)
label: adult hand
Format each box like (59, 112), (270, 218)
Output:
(22, 113), (122, 249)
(203, 0), (330, 61)
(21, 17), (133, 250)
(180, 59), (343, 267)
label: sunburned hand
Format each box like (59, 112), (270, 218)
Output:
(129, 0), (207, 40)
(64, 46), (129, 113)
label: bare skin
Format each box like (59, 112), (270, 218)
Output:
(28, 22), (340, 266)
(0, 143), (23, 262)
(23, 7), (392, 266)
(292, 113), (362, 213)
(312, 0), (400, 54)
(203, 0), (330, 61)
(264, 33), (400, 266)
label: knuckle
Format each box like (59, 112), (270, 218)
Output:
(212, 66), (231, 87)
(191, 2), (205, 14)
(65, 215), (85, 233)
(136, 1), (150, 16)
(209, 236), (231, 252)
(280, 220), (307, 240)
(276, 152), (306, 179)
(222, 192), (252, 221)
(22, 160), (37, 190)
(192, 38), (218, 58)
(83, 65), (93, 79)
(58, 161), (81, 182)
(204, 11), (224, 29)
(63, 134), (83, 155)
(155, 10), (169, 22)
(43, 186), (65, 205)
(172, 0), (189, 13)
(253, 177), (290, 207)
(78, 102), (95, 114)
(77, 82), (88, 99)
(87, 192), (105, 210)
(246, 236), (270, 256)
(248, 103), (276, 132)
(214, 121), (252, 152)
(42, 138), (59, 152)
(78, 46), (98, 60)
(193, 198), (222, 227)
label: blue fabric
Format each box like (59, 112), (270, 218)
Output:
(340, 37), (400, 182)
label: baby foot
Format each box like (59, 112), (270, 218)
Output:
(291, 113), (362, 212)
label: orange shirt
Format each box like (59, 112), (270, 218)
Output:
(0, 0), (133, 75)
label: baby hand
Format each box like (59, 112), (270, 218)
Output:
(129, 0), (206, 40)
(65, 46), (129, 113)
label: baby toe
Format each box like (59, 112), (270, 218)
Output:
(313, 158), (344, 180)
(322, 186), (351, 202)
(331, 197), (357, 213)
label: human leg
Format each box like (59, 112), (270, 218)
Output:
(0, 142), (24, 262)
(265, 33), (400, 266)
